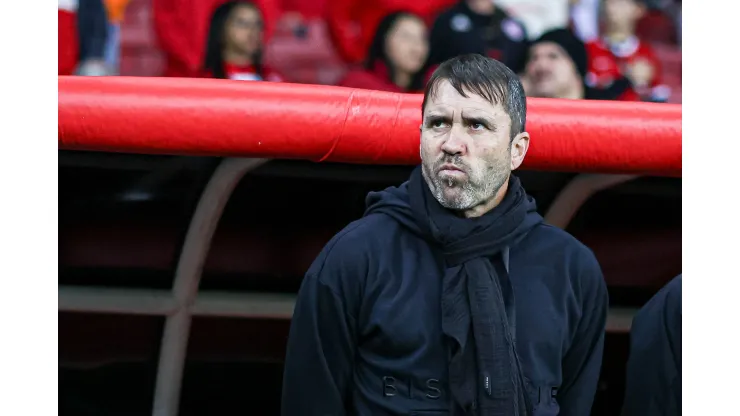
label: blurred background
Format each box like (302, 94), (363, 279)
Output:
(58, 0), (682, 415)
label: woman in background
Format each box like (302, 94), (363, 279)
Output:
(202, 1), (283, 81)
(339, 11), (429, 93)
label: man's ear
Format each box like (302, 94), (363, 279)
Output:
(510, 131), (530, 170)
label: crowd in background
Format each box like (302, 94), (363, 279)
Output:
(58, 0), (682, 103)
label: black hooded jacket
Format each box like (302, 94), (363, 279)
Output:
(281, 174), (608, 415)
(621, 274), (682, 416)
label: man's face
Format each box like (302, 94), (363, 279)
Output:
(525, 42), (581, 98)
(420, 80), (518, 211)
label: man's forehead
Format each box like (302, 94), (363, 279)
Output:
(424, 80), (506, 117)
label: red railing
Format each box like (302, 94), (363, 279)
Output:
(58, 76), (682, 416)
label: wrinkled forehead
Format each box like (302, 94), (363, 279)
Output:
(423, 80), (510, 123)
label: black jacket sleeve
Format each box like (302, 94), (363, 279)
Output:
(621, 274), (682, 416)
(281, 239), (361, 415)
(557, 252), (608, 415)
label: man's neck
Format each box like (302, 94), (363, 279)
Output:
(462, 177), (510, 218)
(223, 50), (252, 67)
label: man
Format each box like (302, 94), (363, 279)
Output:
(621, 274), (682, 415)
(281, 54), (608, 415)
(428, 0), (529, 73)
(523, 28), (633, 100)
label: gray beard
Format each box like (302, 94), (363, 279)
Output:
(421, 162), (509, 211)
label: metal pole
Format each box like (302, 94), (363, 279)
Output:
(58, 286), (177, 316)
(152, 157), (267, 416)
(58, 287), (296, 319)
(544, 173), (639, 229)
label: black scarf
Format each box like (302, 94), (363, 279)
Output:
(365, 167), (540, 415)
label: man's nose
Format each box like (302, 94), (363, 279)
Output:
(440, 128), (467, 155)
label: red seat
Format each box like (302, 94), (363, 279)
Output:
(119, 0), (165, 76)
(263, 19), (348, 85)
(60, 221), (337, 279)
(576, 228), (681, 289)
(636, 10), (678, 46)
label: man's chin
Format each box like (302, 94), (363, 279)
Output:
(437, 188), (474, 210)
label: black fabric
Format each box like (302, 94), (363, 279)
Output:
(77, 0), (109, 61)
(428, 1), (529, 74)
(584, 77), (632, 100)
(621, 274), (682, 416)
(282, 170), (608, 415)
(365, 167), (539, 415)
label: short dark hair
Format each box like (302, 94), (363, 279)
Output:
(421, 54), (527, 139)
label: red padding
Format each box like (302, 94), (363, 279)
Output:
(58, 76), (682, 176)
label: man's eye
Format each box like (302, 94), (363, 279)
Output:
(429, 119), (448, 128)
(471, 123), (485, 130)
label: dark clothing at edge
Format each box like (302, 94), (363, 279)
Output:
(621, 274), (682, 416)
(282, 168), (608, 415)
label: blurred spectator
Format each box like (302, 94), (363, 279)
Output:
(495, 0), (571, 40)
(153, 0), (280, 78)
(585, 0), (670, 102)
(75, 0), (112, 76)
(325, 0), (455, 65)
(428, 0), (528, 73)
(102, 0), (131, 74)
(338, 12), (429, 93)
(570, 0), (600, 42)
(59, 0), (79, 75)
(522, 28), (631, 100)
(202, 1), (283, 81)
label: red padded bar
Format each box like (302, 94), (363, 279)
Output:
(58, 76), (682, 176)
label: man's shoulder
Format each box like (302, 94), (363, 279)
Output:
(331, 213), (401, 248)
(525, 223), (602, 278)
(524, 223), (607, 308)
(308, 214), (403, 275)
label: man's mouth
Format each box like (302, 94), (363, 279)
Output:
(438, 164), (466, 176)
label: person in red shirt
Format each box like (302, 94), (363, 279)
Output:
(338, 12), (430, 93)
(325, 0), (456, 65)
(523, 28), (631, 100)
(585, 0), (670, 102)
(153, 0), (280, 78)
(202, 1), (283, 81)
